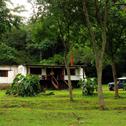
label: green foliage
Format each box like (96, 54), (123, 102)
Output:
(106, 0), (126, 65)
(3, 28), (27, 50)
(27, 19), (64, 60)
(40, 54), (64, 65)
(0, 43), (18, 64)
(30, 20), (58, 44)
(1, 27), (34, 64)
(81, 78), (97, 96)
(6, 74), (41, 97)
(123, 81), (126, 90)
(67, 45), (94, 65)
(0, 0), (22, 37)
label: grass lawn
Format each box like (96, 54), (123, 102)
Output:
(0, 85), (126, 126)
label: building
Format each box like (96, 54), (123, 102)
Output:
(0, 65), (85, 89)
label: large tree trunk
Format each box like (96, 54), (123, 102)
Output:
(111, 61), (119, 98)
(96, 57), (105, 110)
(82, 0), (107, 109)
(64, 57), (73, 101)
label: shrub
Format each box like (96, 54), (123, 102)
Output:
(81, 78), (97, 96)
(6, 74), (41, 96)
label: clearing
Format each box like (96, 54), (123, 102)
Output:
(0, 86), (126, 126)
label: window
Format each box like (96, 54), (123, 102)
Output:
(30, 68), (42, 75)
(65, 68), (75, 75)
(70, 68), (75, 75)
(0, 70), (8, 77)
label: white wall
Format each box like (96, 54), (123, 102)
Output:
(42, 69), (46, 75)
(0, 65), (27, 84)
(0, 66), (18, 84)
(64, 67), (84, 81)
(65, 75), (81, 81)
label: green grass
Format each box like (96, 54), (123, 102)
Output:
(0, 85), (126, 126)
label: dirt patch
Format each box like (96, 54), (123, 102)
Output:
(113, 107), (126, 110)
(0, 84), (10, 90)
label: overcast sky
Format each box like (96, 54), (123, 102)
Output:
(10, 0), (33, 19)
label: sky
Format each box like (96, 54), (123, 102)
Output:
(9, 0), (33, 19)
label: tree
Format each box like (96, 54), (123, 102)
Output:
(0, 43), (18, 64)
(2, 27), (33, 64)
(27, 20), (59, 61)
(0, 0), (26, 64)
(82, 0), (110, 109)
(0, 0), (21, 39)
(32, 0), (84, 101)
(106, 1), (126, 98)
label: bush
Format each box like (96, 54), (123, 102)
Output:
(81, 78), (97, 96)
(6, 74), (41, 97)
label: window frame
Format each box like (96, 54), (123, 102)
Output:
(0, 70), (8, 77)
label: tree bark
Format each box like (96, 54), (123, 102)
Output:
(96, 57), (105, 110)
(58, 20), (74, 101)
(64, 56), (73, 101)
(111, 61), (119, 98)
(82, 0), (109, 110)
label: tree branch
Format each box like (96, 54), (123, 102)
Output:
(101, 0), (109, 59)
(82, 0), (97, 55)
